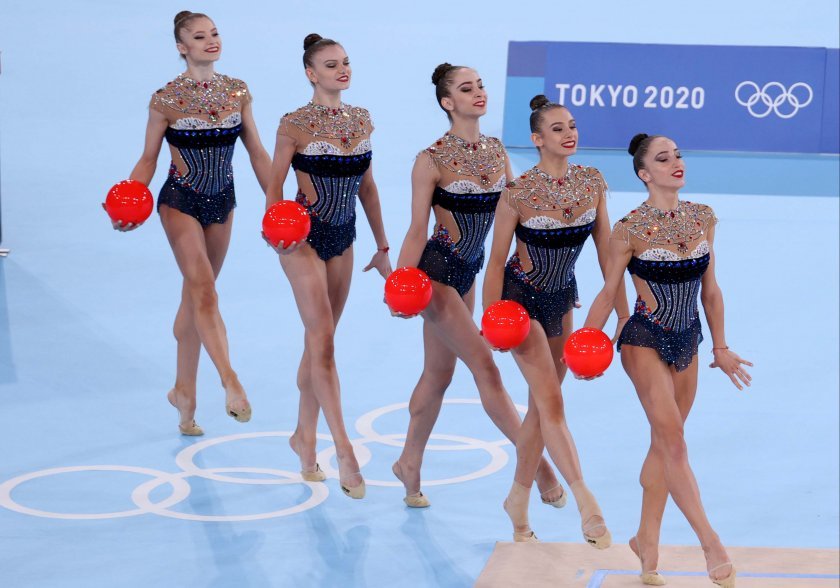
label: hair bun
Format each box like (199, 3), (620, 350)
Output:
(303, 33), (323, 51)
(628, 133), (649, 156)
(432, 63), (455, 86)
(529, 94), (551, 111)
(174, 10), (193, 26)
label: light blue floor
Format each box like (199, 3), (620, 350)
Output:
(1, 2), (839, 587)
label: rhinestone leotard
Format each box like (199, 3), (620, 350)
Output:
(279, 103), (373, 261)
(151, 73), (250, 226)
(615, 201), (717, 370)
(417, 133), (507, 297)
(501, 165), (605, 337)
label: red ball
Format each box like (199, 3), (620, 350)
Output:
(262, 201), (311, 248)
(481, 300), (531, 350)
(564, 328), (614, 378)
(104, 180), (153, 225)
(385, 267), (433, 315)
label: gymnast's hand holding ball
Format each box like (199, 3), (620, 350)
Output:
(481, 300), (531, 352)
(564, 327), (614, 380)
(384, 267), (432, 318)
(102, 179), (153, 232)
(261, 200), (310, 255)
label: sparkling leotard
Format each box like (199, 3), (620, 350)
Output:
(278, 102), (373, 260)
(614, 201), (717, 370)
(501, 165), (605, 337)
(417, 133), (507, 296)
(151, 73), (250, 226)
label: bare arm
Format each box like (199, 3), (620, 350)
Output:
(482, 190), (517, 311)
(128, 107), (168, 186)
(583, 236), (633, 331)
(395, 152), (439, 269)
(591, 183), (630, 320)
(700, 223), (753, 389)
(358, 164), (389, 251)
(105, 107), (168, 231)
(700, 224), (726, 348)
(239, 99), (272, 194)
(480, 154), (518, 308)
(265, 126), (297, 208)
(358, 162), (392, 277)
(261, 124), (305, 254)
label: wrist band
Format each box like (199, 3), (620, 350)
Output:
(378, 246), (390, 253)
(712, 346), (729, 351)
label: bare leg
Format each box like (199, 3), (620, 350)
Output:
(632, 358), (700, 576)
(509, 318), (609, 547)
(279, 245), (362, 494)
(394, 282), (560, 499)
(621, 345), (732, 581)
(510, 391), (547, 491)
(394, 317), (458, 497)
(159, 206), (248, 419)
(167, 215), (233, 430)
(502, 393), (541, 538)
(501, 312), (577, 505)
(290, 247), (354, 473)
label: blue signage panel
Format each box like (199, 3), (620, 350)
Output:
(503, 42), (839, 154)
(821, 49), (839, 153)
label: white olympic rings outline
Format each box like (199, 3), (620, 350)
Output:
(0, 399), (526, 521)
(734, 81), (813, 119)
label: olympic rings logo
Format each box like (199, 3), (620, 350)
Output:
(0, 399), (523, 522)
(734, 81), (813, 119)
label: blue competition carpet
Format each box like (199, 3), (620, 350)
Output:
(1, 2), (838, 587)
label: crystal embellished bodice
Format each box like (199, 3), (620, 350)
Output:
(425, 133), (506, 187)
(430, 182), (503, 265)
(505, 165), (605, 293)
(280, 102), (373, 225)
(151, 74), (249, 195)
(616, 201), (717, 331)
(424, 134), (507, 264)
(152, 73), (249, 123)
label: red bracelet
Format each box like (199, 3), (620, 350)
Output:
(378, 246), (390, 253)
(712, 346), (729, 351)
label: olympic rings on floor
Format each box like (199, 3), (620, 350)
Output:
(355, 399), (528, 450)
(131, 467), (329, 522)
(0, 398), (521, 521)
(0, 465), (191, 520)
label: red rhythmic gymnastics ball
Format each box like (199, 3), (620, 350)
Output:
(262, 201), (311, 248)
(385, 267), (433, 316)
(563, 328), (614, 378)
(481, 300), (531, 351)
(104, 180), (153, 225)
